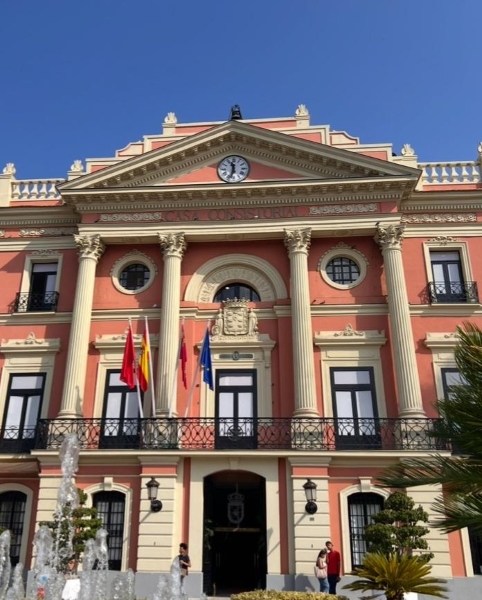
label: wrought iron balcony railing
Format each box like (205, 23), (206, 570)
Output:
(0, 427), (37, 453)
(14, 292), (59, 313)
(427, 281), (479, 304)
(28, 417), (448, 453)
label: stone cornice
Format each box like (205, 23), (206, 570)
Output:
(60, 177), (416, 212)
(314, 325), (386, 347)
(424, 332), (458, 349)
(0, 238), (77, 252)
(1, 331), (61, 353)
(0, 207), (79, 228)
(402, 189), (482, 212)
(59, 120), (420, 192)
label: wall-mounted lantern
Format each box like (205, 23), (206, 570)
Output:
(303, 478), (318, 515)
(146, 477), (163, 512)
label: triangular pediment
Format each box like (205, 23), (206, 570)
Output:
(59, 120), (421, 195)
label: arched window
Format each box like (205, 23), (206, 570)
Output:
(348, 492), (384, 568)
(0, 491), (27, 566)
(214, 283), (260, 302)
(93, 491), (126, 571)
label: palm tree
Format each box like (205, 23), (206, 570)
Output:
(343, 553), (448, 600)
(378, 322), (482, 534)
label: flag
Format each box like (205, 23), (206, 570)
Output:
(120, 323), (136, 389)
(137, 328), (150, 392)
(180, 322), (187, 389)
(200, 328), (214, 391)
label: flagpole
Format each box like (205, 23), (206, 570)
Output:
(135, 368), (144, 419)
(144, 316), (156, 417)
(168, 319), (184, 419)
(184, 321), (210, 418)
(128, 318), (144, 419)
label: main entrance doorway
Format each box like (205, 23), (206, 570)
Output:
(203, 471), (267, 595)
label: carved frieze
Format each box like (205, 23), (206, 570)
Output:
(1, 331), (61, 353)
(211, 299), (259, 341)
(284, 228), (312, 255)
(100, 212), (164, 222)
(309, 203), (377, 215)
(31, 249), (62, 256)
(20, 227), (77, 237)
(333, 324), (364, 337)
(401, 214), (476, 223)
(110, 250), (158, 276)
(429, 236), (460, 245)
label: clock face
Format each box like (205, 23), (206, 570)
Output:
(217, 155), (250, 183)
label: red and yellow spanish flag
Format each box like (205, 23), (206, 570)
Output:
(137, 328), (150, 392)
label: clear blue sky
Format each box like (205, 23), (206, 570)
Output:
(1, 1), (481, 179)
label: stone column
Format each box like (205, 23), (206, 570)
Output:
(284, 229), (318, 417)
(156, 233), (187, 416)
(58, 235), (105, 417)
(375, 224), (425, 417)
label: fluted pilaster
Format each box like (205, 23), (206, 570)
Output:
(284, 229), (318, 417)
(58, 235), (105, 417)
(156, 233), (187, 416)
(375, 224), (425, 417)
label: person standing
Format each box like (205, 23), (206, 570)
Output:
(325, 540), (341, 595)
(178, 543), (191, 585)
(315, 548), (329, 593)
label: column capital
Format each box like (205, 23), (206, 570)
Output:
(158, 232), (187, 259)
(74, 234), (105, 262)
(375, 224), (405, 250)
(284, 228), (312, 256)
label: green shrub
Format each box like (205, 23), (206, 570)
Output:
(231, 590), (348, 600)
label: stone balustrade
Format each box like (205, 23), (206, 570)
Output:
(419, 161), (481, 185)
(11, 178), (65, 200)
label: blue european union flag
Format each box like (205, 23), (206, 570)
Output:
(200, 328), (214, 391)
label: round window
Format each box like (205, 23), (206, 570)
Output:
(326, 257), (360, 285)
(119, 263), (151, 291)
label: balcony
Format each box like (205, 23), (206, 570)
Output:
(14, 292), (59, 313)
(28, 417), (448, 453)
(0, 428), (37, 453)
(427, 281), (478, 304)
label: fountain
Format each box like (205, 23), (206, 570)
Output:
(0, 434), (185, 600)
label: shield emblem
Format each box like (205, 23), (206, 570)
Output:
(224, 304), (249, 336)
(227, 490), (245, 525)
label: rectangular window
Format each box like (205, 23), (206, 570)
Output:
(429, 251), (467, 303)
(215, 369), (257, 450)
(15, 262), (59, 312)
(330, 367), (380, 449)
(441, 368), (465, 400)
(100, 370), (141, 449)
(1, 374), (45, 451)
(348, 493), (384, 568)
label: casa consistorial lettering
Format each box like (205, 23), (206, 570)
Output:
(284, 228), (312, 255)
(74, 234), (106, 261)
(309, 203), (377, 215)
(375, 224), (404, 249)
(158, 232), (187, 258)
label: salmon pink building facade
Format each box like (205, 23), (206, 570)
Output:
(0, 105), (481, 598)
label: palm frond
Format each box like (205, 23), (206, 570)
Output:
(343, 553), (448, 599)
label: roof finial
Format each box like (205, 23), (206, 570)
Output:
(230, 105), (243, 120)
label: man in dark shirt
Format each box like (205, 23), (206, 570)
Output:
(326, 540), (341, 595)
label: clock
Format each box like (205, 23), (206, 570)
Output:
(217, 155), (250, 183)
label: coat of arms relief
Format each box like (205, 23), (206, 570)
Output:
(211, 298), (259, 340)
